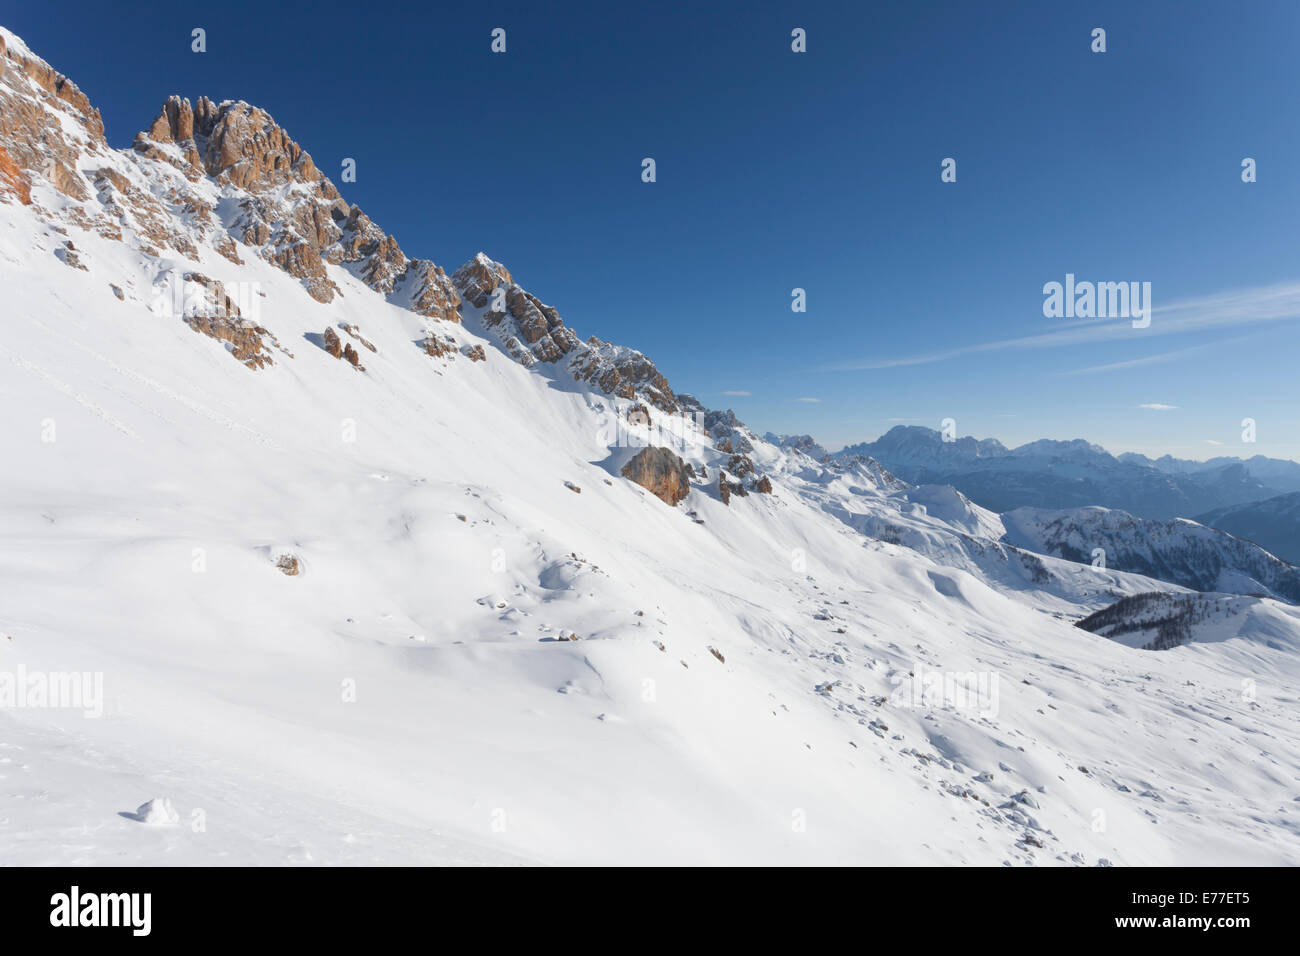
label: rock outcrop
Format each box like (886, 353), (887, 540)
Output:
(452, 253), (679, 413)
(621, 447), (692, 507)
(180, 272), (287, 369)
(421, 334), (458, 359)
(718, 474), (748, 505)
(322, 327), (343, 358)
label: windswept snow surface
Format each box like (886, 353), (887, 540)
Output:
(2, 189), (1300, 867)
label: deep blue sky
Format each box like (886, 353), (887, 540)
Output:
(6, 0), (1299, 458)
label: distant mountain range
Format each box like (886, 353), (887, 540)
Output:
(1196, 492), (1300, 565)
(824, 425), (1300, 520)
(765, 426), (1300, 601)
(1002, 506), (1300, 603)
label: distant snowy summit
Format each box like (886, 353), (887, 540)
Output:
(833, 424), (1297, 520)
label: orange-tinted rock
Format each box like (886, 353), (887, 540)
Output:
(184, 313), (279, 369)
(322, 327), (343, 358)
(421, 334), (458, 359)
(451, 253), (513, 308)
(0, 34), (101, 201)
(0, 145), (32, 205)
(622, 447), (692, 507)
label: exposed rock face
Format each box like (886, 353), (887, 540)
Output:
(184, 313), (281, 369)
(718, 474), (748, 505)
(421, 334), (458, 359)
(461, 344), (486, 362)
(726, 453), (755, 479)
(621, 447), (692, 507)
(322, 327), (343, 358)
(399, 259), (462, 323)
(451, 253), (678, 413)
(450, 253), (513, 309)
(678, 394), (755, 455)
(180, 272), (287, 369)
(0, 28), (105, 204)
(753, 476), (773, 494)
(0, 144), (31, 205)
(319, 326), (365, 370)
(127, 94), (463, 315)
(55, 241), (87, 270)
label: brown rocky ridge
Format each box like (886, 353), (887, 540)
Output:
(0, 28), (463, 323)
(0, 25), (777, 496)
(451, 253), (680, 414)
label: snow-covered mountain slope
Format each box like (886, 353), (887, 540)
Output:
(764, 432), (831, 461)
(843, 425), (1284, 520)
(3, 26), (1300, 866)
(1197, 492), (1300, 566)
(1002, 506), (1300, 604)
(1077, 592), (1300, 653)
(785, 467), (1180, 611)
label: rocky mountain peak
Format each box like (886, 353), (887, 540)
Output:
(122, 87), (459, 318)
(136, 96), (327, 193)
(0, 25), (106, 202)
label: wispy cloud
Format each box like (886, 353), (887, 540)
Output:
(1136, 403), (1179, 411)
(1062, 342), (1218, 376)
(825, 280), (1300, 371)
(721, 390), (751, 396)
(795, 397), (821, 403)
(1205, 439), (1224, 445)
